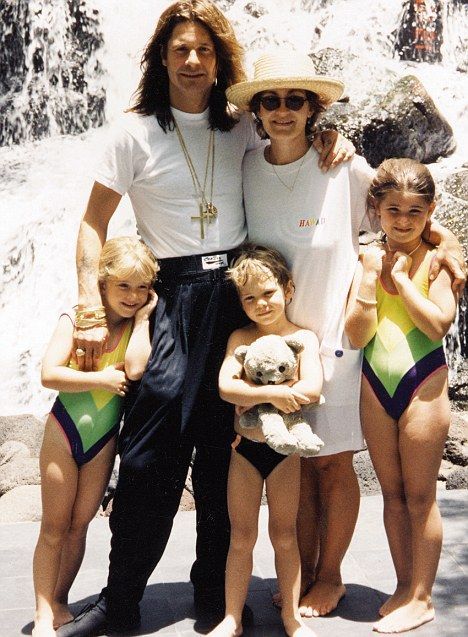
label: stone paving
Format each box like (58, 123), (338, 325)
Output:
(1, 490), (466, 636)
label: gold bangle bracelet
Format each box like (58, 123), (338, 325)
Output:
(356, 296), (378, 306)
(74, 317), (108, 329)
(75, 307), (106, 322)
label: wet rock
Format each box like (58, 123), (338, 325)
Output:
(438, 458), (456, 481)
(0, 414), (44, 457)
(436, 170), (468, 262)
(444, 438), (468, 467)
(0, 485), (42, 523)
(0, 441), (30, 466)
(0, 456), (40, 496)
(444, 170), (468, 202)
(362, 75), (455, 166)
(244, 2), (267, 18)
(311, 48), (397, 105)
(215, 0), (237, 11)
(446, 466), (468, 490)
(353, 450), (381, 496)
(315, 48), (456, 167)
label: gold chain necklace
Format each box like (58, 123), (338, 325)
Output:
(268, 146), (308, 193)
(174, 119), (217, 239)
(384, 237), (422, 256)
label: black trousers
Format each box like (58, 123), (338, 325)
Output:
(104, 250), (245, 625)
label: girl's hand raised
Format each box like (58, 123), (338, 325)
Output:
(391, 251), (412, 282)
(361, 245), (385, 276)
(99, 363), (128, 396)
(134, 289), (158, 323)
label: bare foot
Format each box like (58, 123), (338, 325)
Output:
(207, 615), (243, 637)
(283, 616), (317, 637)
(272, 577), (313, 609)
(32, 621), (56, 637)
(52, 603), (74, 629)
(373, 600), (435, 633)
(379, 585), (410, 617)
(299, 580), (346, 617)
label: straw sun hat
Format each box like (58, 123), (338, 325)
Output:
(226, 51), (344, 112)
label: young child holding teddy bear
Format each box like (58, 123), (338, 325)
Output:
(209, 243), (323, 637)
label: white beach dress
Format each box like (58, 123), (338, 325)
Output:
(243, 147), (376, 456)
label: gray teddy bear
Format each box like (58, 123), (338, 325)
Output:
(234, 334), (324, 457)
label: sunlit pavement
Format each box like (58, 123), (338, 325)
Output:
(2, 490), (466, 636)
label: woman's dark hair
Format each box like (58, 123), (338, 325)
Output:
(249, 90), (325, 140)
(128, 0), (246, 132)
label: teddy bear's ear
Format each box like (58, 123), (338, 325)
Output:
(234, 345), (249, 363)
(283, 336), (304, 354)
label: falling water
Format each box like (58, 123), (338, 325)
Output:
(1, 0), (467, 416)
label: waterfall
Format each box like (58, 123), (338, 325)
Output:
(1, 0), (467, 416)
(0, 0), (106, 146)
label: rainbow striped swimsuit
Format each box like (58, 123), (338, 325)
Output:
(51, 321), (132, 465)
(362, 250), (446, 420)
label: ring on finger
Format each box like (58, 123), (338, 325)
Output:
(76, 348), (86, 357)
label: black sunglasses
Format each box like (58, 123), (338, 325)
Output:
(259, 95), (308, 111)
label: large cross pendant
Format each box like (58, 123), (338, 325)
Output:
(191, 203), (218, 240)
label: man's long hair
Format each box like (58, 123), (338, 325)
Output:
(128, 0), (246, 132)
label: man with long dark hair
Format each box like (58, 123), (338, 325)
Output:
(58, 2), (351, 635)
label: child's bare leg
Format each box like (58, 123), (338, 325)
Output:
(208, 450), (263, 637)
(374, 373), (449, 634)
(33, 418), (78, 634)
(274, 459), (319, 609)
(361, 379), (412, 617)
(53, 436), (116, 627)
(297, 459), (320, 592)
(299, 451), (358, 617)
(266, 455), (316, 637)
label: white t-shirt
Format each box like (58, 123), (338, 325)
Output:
(96, 109), (259, 258)
(244, 146), (377, 455)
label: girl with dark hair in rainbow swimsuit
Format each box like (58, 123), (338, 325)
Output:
(33, 237), (158, 637)
(345, 158), (458, 635)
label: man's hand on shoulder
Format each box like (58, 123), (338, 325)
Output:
(313, 129), (355, 172)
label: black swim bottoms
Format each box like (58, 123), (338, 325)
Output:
(231, 434), (287, 480)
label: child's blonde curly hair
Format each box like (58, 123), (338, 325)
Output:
(98, 236), (159, 286)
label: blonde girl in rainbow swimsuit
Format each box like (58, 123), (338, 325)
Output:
(33, 237), (158, 637)
(346, 158), (458, 634)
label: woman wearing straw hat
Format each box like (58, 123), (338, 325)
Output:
(223, 50), (462, 625)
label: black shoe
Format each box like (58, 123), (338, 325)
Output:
(56, 598), (107, 637)
(56, 596), (140, 637)
(193, 589), (225, 626)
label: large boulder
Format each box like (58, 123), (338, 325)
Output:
(0, 414), (45, 457)
(446, 466), (468, 490)
(0, 441), (30, 465)
(436, 170), (468, 260)
(353, 449), (381, 496)
(360, 75), (456, 167)
(0, 456), (40, 496)
(313, 48), (456, 167)
(0, 485), (42, 523)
